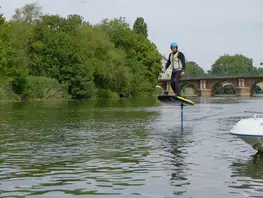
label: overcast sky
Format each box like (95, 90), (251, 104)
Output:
(1, 0), (263, 70)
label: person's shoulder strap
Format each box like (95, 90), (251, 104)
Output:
(168, 52), (172, 59)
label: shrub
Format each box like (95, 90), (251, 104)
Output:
(23, 76), (67, 100)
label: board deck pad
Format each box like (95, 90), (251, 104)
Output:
(157, 95), (195, 106)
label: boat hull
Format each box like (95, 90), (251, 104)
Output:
(230, 118), (263, 152)
(239, 136), (263, 152)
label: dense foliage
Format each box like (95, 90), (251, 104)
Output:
(185, 61), (205, 77)
(0, 4), (162, 100)
(209, 54), (254, 75)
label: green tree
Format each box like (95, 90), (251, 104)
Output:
(76, 25), (130, 98)
(223, 84), (235, 94)
(210, 54), (254, 76)
(96, 17), (161, 96)
(11, 3), (43, 24)
(0, 7), (5, 25)
(133, 17), (148, 37)
(250, 67), (263, 75)
(213, 83), (235, 95)
(258, 68), (263, 73)
(67, 14), (90, 27)
(185, 61), (205, 77)
(213, 83), (224, 95)
(0, 21), (29, 94)
(27, 15), (132, 99)
(253, 84), (262, 94)
(27, 15), (95, 99)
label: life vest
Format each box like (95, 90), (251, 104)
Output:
(169, 51), (182, 70)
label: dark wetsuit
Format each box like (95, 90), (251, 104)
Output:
(165, 51), (186, 96)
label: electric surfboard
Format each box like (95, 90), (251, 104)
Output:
(157, 95), (195, 106)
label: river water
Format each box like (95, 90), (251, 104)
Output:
(1, 97), (263, 198)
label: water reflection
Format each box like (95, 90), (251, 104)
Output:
(231, 153), (263, 179)
(155, 124), (194, 196)
(1, 97), (263, 197)
(230, 153), (263, 197)
(0, 100), (159, 197)
(168, 132), (191, 196)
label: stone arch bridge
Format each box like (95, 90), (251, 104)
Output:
(158, 74), (263, 96)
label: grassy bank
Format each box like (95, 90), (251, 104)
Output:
(0, 76), (68, 101)
(0, 83), (21, 101)
(0, 76), (158, 101)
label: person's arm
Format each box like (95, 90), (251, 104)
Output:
(178, 52), (186, 72)
(165, 53), (171, 70)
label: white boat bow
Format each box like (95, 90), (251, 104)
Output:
(230, 111), (263, 152)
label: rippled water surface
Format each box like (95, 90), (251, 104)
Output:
(1, 97), (263, 198)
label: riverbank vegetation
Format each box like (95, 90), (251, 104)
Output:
(0, 3), (161, 101)
(1, 3), (262, 101)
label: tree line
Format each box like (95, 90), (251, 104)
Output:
(0, 3), (161, 101)
(185, 55), (263, 78)
(1, 3), (262, 101)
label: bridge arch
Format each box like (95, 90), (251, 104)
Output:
(157, 82), (167, 93)
(155, 85), (164, 95)
(211, 80), (236, 96)
(180, 83), (198, 96)
(251, 81), (263, 96)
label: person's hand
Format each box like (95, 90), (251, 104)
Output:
(180, 71), (185, 77)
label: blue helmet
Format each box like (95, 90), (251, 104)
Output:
(170, 42), (178, 48)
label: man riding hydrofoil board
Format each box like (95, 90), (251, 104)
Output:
(162, 42), (186, 97)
